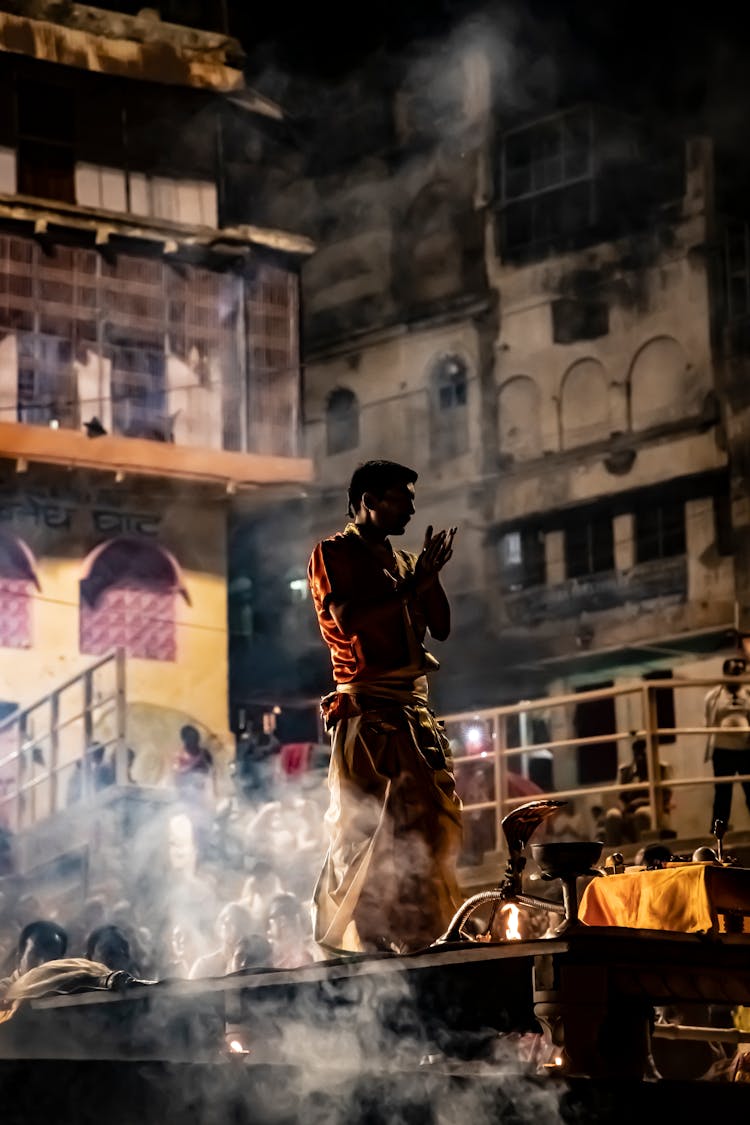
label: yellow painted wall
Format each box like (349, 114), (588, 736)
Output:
(0, 476), (230, 787)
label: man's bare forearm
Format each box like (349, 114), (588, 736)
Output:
(421, 577), (450, 641)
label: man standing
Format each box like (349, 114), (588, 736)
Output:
(308, 460), (462, 955)
(705, 656), (750, 830)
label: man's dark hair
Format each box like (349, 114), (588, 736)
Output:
(347, 460), (418, 518)
(180, 724), (201, 751)
(267, 891), (303, 924)
(249, 858), (274, 880)
(723, 657), (746, 676)
(86, 741), (106, 763)
(18, 920), (67, 959)
(86, 924), (130, 964)
(232, 934), (273, 971)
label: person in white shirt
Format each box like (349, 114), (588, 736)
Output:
(704, 656), (750, 830)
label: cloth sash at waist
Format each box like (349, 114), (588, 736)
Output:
(338, 674), (429, 704)
(319, 675), (429, 732)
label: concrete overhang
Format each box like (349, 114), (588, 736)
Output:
(0, 5), (245, 92)
(0, 421), (314, 491)
(522, 624), (738, 676)
(0, 193), (315, 259)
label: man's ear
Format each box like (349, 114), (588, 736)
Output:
(361, 490), (377, 512)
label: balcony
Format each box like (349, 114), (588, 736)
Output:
(0, 231), (311, 488)
(503, 556), (688, 626)
(0, 419), (311, 490)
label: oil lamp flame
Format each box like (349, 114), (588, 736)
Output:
(501, 902), (522, 941)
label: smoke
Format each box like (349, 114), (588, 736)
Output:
(8, 951), (567, 1125)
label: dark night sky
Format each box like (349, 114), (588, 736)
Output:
(82, 0), (747, 101)
(246, 0), (750, 196)
(232, 0), (750, 161)
(52, 1), (750, 193)
(232, 0), (744, 105)
(60, 1), (750, 127)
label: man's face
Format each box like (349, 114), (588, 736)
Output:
(727, 659), (746, 678)
(367, 482), (416, 536)
(18, 938), (38, 975)
(267, 913), (287, 944)
(168, 814), (196, 873)
(218, 907), (239, 949)
(171, 925), (186, 960)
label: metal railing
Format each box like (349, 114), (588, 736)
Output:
(443, 676), (750, 869)
(0, 648), (127, 835)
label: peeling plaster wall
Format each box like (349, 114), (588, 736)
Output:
(491, 214), (715, 467)
(303, 318), (493, 709)
(247, 50), (736, 715)
(477, 139), (734, 689)
(306, 322), (482, 487)
(493, 430), (726, 525)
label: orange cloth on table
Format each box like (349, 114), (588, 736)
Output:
(580, 865), (716, 933)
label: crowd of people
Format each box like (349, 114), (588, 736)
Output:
(0, 720), (332, 1007)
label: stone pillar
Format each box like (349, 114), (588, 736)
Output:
(613, 513), (635, 571)
(546, 529), (566, 585)
(685, 497), (715, 602)
(609, 381), (629, 434)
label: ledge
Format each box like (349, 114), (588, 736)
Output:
(0, 193), (315, 258)
(0, 7), (244, 91)
(0, 421), (313, 490)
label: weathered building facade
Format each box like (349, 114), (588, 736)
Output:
(235, 39), (746, 743)
(0, 1), (312, 818)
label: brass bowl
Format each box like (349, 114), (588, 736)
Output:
(531, 840), (603, 880)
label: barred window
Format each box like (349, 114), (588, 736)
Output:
(635, 502), (686, 563)
(499, 528), (546, 591)
(430, 354), (469, 460)
(0, 535), (39, 650)
(80, 538), (188, 662)
(80, 586), (177, 661)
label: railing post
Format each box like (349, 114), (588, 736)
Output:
(48, 692), (59, 817)
(641, 684), (663, 836)
(17, 712), (27, 835)
(114, 647), (128, 786)
(495, 711), (508, 852)
(82, 669), (94, 803)
(83, 669), (94, 749)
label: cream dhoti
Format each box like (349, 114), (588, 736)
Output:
(313, 678), (463, 955)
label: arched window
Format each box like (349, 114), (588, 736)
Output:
(430, 354), (469, 460)
(326, 387), (359, 456)
(0, 534), (39, 649)
(79, 538), (189, 662)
